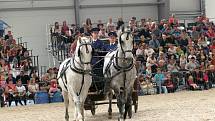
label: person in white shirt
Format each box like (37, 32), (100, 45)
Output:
(15, 79), (26, 106)
(144, 44), (155, 58)
(168, 44), (177, 55)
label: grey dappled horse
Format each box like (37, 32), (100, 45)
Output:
(103, 27), (137, 121)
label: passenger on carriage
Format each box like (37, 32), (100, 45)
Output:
(104, 32), (118, 52)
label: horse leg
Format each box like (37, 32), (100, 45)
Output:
(80, 103), (85, 121)
(116, 89), (125, 121)
(63, 91), (69, 121)
(108, 91), (113, 119)
(75, 101), (83, 121)
(125, 90), (132, 119)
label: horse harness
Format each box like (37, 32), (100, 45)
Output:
(104, 51), (134, 93)
(58, 42), (92, 97)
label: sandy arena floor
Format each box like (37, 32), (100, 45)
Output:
(0, 89), (215, 121)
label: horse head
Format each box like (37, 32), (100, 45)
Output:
(118, 26), (134, 60)
(76, 36), (93, 70)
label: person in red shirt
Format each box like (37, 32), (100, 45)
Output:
(48, 79), (59, 97)
(5, 79), (16, 106)
(61, 21), (69, 35)
(210, 40), (215, 50)
(206, 27), (215, 39)
(168, 14), (178, 27)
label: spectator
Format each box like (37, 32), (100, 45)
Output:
(168, 44), (177, 55)
(136, 44), (145, 63)
(27, 78), (39, 103)
(116, 17), (124, 30)
(186, 57), (198, 71)
(168, 14), (178, 27)
(187, 75), (199, 90)
(98, 27), (108, 39)
(15, 79), (27, 106)
(53, 22), (60, 35)
(153, 68), (167, 94)
(16, 71), (30, 88)
(0, 75), (7, 89)
(107, 17), (116, 33)
(149, 34), (160, 51)
(39, 74), (50, 92)
(61, 21), (69, 35)
(5, 79), (16, 106)
(86, 18), (92, 32)
(47, 68), (57, 80)
(164, 73), (175, 93)
(144, 44), (155, 58)
(97, 20), (104, 29)
(179, 54), (187, 68)
(6, 73), (16, 84)
(48, 79), (59, 97)
(191, 26), (199, 43)
(206, 26), (215, 39)
(0, 83), (4, 107)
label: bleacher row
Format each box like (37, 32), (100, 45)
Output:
(0, 31), (60, 107)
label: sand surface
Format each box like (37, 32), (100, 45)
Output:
(0, 89), (215, 121)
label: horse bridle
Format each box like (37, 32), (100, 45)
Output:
(113, 31), (134, 71)
(118, 31), (134, 56)
(77, 40), (92, 65)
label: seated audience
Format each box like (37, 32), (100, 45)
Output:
(5, 79), (16, 106)
(15, 79), (27, 106)
(27, 78), (39, 102)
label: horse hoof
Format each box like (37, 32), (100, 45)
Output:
(108, 115), (112, 119)
(118, 117), (125, 121)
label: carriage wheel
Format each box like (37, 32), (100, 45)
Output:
(90, 101), (96, 115)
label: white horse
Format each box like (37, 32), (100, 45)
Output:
(57, 37), (93, 121)
(103, 27), (137, 121)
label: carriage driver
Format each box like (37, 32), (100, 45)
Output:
(91, 27), (105, 67)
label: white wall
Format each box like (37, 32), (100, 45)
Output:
(0, 9), (75, 67)
(80, 6), (158, 24)
(0, 0), (73, 8)
(79, 0), (158, 23)
(0, 0), (159, 67)
(205, 0), (215, 21)
(170, 0), (200, 12)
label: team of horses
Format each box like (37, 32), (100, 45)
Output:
(57, 27), (137, 121)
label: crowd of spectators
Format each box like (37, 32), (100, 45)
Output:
(1, 14), (215, 107)
(0, 30), (61, 107)
(51, 15), (215, 96)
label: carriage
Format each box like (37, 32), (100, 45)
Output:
(84, 65), (139, 117)
(82, 35), (139, 119)
(58, 28), (139, 121)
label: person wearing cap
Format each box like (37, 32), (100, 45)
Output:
(103, 32), (118, 94)
(91, 28), (106, 92)
(91, 27), (105, 66)
(104, 32), (118, 52)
